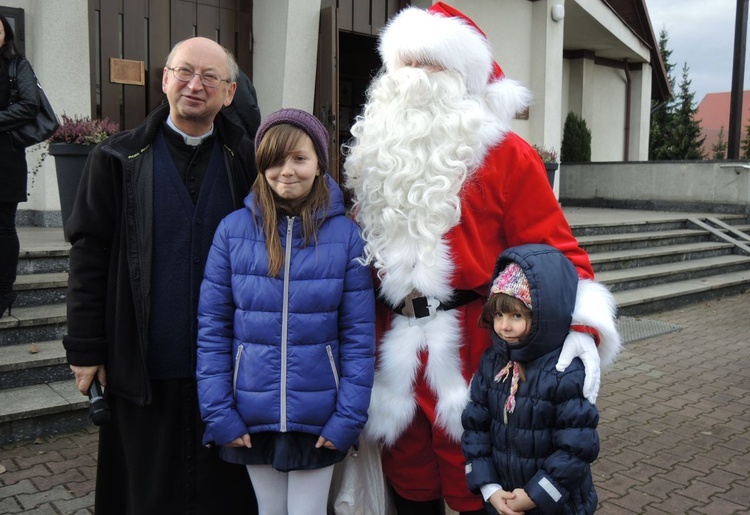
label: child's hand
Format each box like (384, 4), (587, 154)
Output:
(315, 436), (338, 450)
(506, 488), (535, 512)
(227, 434), (252, 448)
(488, 489), (524, 515)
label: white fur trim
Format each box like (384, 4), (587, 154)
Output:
(378, 239), (455, 308)
(379, 7), (494, 95)
(363, 310), (468, 445)
(572, 279), (622, 369)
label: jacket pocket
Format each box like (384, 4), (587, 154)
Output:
(326, 345), (340, 391)
(233, 344), (244, 394)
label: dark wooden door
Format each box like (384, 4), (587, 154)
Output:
(314, 0), (406, 184)
(90, 0), (252, 130)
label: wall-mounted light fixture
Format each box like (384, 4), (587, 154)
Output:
(551, 4), (565, 22)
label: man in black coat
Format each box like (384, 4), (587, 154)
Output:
(63, 37), (259, 514)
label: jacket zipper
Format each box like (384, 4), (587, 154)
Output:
(233, 344), (244, 394)
(504, 373), (521, 489)
(222, 147), (239, 208)
(280, 217), (294, 432)
(326, 345), (340, 391)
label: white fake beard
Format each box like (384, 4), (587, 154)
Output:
(343, 68), (487, 303)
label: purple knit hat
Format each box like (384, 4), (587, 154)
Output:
(254, 108), (329, 174)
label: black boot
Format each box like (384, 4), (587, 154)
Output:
(391, 488), (446, 515)
(0, 292), (16, 319)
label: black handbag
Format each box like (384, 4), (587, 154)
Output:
(8, 57), (60, 149)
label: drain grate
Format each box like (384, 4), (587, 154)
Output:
(616, 316), (682, 344)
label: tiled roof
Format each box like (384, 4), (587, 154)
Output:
(695, 91), (750, 156)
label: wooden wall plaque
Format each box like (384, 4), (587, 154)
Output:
(109, 58), (145, 86)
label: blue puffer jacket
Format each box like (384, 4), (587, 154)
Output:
(197, 175), (376, 451)
(462, 244), (599, 515)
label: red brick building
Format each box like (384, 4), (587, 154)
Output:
(695, 91), (750, 158)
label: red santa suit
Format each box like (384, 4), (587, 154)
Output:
(344, 3), (621, 511)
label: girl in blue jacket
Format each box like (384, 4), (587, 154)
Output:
(462, 244), (615, 514)
(196, 108), (376, 515)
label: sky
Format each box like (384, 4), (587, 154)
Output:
(644, 0), (749, 103)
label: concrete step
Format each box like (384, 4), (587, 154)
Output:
(597, 254), (750, 292)
(578, 228), (711, 253)
(590, 241), (735, 272)
(613, 269), (750, 316)
(571, 214), (748, 238)
(0, 303), (67, 347)
(13, 272), (68, 307)
(0, 340), (72, 390)
(17, 248), (70, 275)
(572, 219), (691, 237)
(0, 379), (89, 446)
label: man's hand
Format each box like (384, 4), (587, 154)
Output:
(556, 331), (600, 403)
(70, 365), (107, 395)
(488, 489), (524, 515)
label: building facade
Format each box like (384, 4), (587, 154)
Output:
(2, 0), (668, 223)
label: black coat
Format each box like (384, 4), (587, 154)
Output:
(63, 103), (257, 405)
(462, 245), (599, 514)
(0, 57), (40, 202)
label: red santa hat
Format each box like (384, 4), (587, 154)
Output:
(378, 2), (505, 96)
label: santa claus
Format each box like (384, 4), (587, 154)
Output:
(343, 3), (621, 513)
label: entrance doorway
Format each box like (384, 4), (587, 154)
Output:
(314, 1), (406, 185)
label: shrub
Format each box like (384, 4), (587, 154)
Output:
(50, 115), (119, 145)
(561, 112), (591, 163)
(532, 145), (558, 163)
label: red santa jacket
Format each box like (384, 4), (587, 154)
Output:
(363, 132), (619, 446)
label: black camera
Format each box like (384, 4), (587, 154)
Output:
(87, 377), (111, 426)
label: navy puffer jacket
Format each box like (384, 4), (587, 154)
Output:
(197, 175), (375, 451)
(462, 244), (599, 514)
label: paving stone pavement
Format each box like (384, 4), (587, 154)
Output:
(0, 291), (749, 514)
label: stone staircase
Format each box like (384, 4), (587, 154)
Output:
(2, 211), (750, 446)
(0, 230), (87, 446)
(573, 213), (750, 316)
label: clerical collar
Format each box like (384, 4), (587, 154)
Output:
(166, 117), (215, 146)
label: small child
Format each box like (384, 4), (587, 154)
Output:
(462, 244), (617, 514)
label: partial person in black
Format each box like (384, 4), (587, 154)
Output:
(0, 13), (39, 318)
(223, 68), (261, 140)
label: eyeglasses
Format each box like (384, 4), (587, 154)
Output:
(167, 66), (230, 88)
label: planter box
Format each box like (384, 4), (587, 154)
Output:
(49, 143), (94, 240)
(544, 162), (558, 188)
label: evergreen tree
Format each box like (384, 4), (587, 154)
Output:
(712, 126), (727, 160)
(561, 111), (592, 163)
(671, 63), (705, 159)
(649, 29), (705, 160)
(649, 28), (677, 160)
(741, 116), (750, 159)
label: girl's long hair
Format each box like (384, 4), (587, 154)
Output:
(0, 14), (20, 66)
(253, 123), (330, 277)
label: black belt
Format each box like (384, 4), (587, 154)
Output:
(386, 289), (482, 319)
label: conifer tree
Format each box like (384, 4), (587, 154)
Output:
(561, 112), (592, 163)
(649, 28), (676, 160)
(741, 116), (750, 159)
(649, 29), (705, 160)
(712, 126), (727, 160)
(671, 63), (705, 160)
